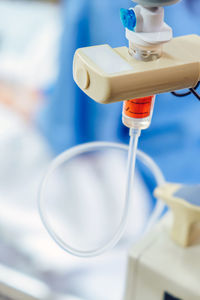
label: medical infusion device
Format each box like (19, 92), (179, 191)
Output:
(72, 0), (200, 300)
(38, 0), (200, 300)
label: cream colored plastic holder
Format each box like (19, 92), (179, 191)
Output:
(154, 183), (200, 248)
(73, 35), (200, 104)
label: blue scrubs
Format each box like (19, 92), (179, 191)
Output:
(38, 0), (200, 184)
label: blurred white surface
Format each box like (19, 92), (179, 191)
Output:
(0, 0), (60, 89)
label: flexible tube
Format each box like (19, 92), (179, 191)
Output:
(38, 141), (166, 258)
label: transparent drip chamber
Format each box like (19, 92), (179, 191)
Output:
(122, 96), (155, 129)
(128, 42), (163, 62)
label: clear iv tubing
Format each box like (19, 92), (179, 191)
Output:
(38, 130), (166, 258)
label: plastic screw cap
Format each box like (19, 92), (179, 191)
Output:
(76, 67), (90, 90)
(132, 0), (180, 6)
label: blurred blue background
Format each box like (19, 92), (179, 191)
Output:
(0, 0), (198, 300)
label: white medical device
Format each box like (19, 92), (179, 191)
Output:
(125, 183), (200, 300)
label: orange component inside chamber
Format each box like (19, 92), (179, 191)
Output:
(123, 96), (154, 119)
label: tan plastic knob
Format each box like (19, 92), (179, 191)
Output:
(75, 67), (90, 90)
(154, 183), (200, 247)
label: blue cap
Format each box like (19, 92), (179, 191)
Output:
(120, 8), (136, 31)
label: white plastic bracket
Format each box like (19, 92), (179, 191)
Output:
(126, 5), (172, 47)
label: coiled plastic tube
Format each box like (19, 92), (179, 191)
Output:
(38, 140), (166, 258)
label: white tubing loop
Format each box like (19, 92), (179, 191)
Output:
(38, 141), (166, 258)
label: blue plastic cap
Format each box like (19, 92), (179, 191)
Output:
(120, 8), (136, 31)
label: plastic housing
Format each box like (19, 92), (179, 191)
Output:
(125, 214), (200, 300)
(73, 35), (200, 104)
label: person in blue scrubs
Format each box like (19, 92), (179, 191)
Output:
(38, 0), (200, 184)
